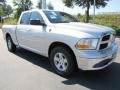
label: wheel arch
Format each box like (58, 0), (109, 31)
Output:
(6, 33), (11, 40)
(48, 42), (78, 68)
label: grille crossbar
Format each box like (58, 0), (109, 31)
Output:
(98, 33), (114, 50)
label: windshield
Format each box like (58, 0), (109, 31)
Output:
(43, 11), (79, 23)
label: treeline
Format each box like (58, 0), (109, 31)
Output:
(0, 0), (54, 20)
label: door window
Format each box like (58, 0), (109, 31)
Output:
(20, 12), (31, 24)
(30, 11), (44, 23)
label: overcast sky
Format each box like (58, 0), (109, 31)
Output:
(7, 0), (120, 15)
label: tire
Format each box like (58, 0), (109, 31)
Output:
(6, 36), (16, 52)
(50, 46), (76, 76)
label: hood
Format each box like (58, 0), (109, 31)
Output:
(52, 22), (115, 38)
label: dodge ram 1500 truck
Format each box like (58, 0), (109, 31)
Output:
(2, 9), (118, 76)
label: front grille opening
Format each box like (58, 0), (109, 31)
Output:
(99, 43), (108, 50)
(102, 35), (110, 41)
(93, 58), (112, 68)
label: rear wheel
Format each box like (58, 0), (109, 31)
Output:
(6, 36), (16, 52)
(50, 46), (76, 76)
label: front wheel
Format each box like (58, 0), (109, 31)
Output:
(6, 36), (16, 52)
(50, 46), (76, 76)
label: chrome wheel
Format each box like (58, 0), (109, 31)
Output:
(50, 46), (76, 76)
(54, 53), (68, 72)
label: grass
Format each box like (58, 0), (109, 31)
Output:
(95, 14), (120, 36)
(95, 14), (120, 29)
(2, 17), (17, 25)
(76, 14), (120, 36)
(0, 17), (17, 28)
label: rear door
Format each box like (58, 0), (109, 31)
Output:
(16, 12), (31, 47)
(17, 11), (46, 55)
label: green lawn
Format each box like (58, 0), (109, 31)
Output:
(0, 17), (17, 28)
(77, 14), (120, 36)
(95, 14), (120, 31)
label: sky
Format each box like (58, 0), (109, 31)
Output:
(6, 0), (120, 15)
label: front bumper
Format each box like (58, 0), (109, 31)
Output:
(75, 43), (118, 70)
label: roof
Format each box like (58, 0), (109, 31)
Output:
(23, 8), (61, 13)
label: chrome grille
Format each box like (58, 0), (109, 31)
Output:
(99, 43), (108, 50)
(102, 35), (110, 41)
(98, 32), (115, 50)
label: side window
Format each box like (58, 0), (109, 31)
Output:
(20, 12), (30, 24)
(30, 11), (44, 23)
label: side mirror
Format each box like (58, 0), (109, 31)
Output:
(30, 20), (46, 26)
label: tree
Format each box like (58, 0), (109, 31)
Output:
(6, 5), (13, 17)
(63, 0), (110, 23)
(0, 0), (5, 2)
(36, 0), (42, 9)
(0, 0), (6, 7)
(13, 0), (32, 11)
(77, 13), (81, 18)
(0, 0), (6, 4)
(0, 0), (6, 16)
(0, 5), (5, 16)
(47, 2), (54, 10)
(13, 0), (33, 19)
(0, 4), (12, 17)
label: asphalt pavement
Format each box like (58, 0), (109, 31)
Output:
(0, 29), (120, 90)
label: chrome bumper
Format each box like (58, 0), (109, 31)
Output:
(75, 43), (118, 70)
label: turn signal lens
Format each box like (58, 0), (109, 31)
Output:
(75, 44), (89, 49)
(75, 39), (98, 50)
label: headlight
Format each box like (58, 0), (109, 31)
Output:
(75, 39), (99, 50)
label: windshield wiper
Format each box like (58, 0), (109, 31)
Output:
(60, 21), (70, 23)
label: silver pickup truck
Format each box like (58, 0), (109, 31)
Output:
(2, 9), (118, 76)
